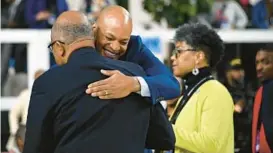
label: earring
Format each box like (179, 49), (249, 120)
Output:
(192, 67), (199, 75)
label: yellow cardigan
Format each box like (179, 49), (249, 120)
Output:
(170, 80), (234, 153)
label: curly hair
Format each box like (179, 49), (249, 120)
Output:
(174, 23), (225, 68)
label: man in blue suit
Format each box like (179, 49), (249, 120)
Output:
(86, 5), (180, 104)
(23, 11), (175, 153)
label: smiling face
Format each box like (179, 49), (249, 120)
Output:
(93, 12), (132, 60)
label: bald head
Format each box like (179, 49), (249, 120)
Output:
(52, 11), (92, 44)
(50, 11), (95, 65)
(93, 5), (132, 59)
(97, 5), (132, 29)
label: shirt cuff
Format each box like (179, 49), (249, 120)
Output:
(135, 77), (151, 97)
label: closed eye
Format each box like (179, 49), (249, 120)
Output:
(106, 36), (114, 41)
(120, 41), (128, 45)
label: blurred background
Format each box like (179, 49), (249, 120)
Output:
(1, 0), (273, 152)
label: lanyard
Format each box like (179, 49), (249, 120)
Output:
(170, 76), (214, 124)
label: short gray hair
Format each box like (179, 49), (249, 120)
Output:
(52, 16), (93, 44)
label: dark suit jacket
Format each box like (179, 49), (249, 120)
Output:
(23, 47), (175, 153)
(262, 81), (273, 151)
(49, 36), (180, 104)
(121, 35), (180, 104)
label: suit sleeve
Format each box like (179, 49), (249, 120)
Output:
(138, 43), (180, 104)
(23, 79), (54, 153)
(145, 103), (175, 150)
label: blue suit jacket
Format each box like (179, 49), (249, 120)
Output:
(23, 48), (175, 153)
(120, 35), (180, 104)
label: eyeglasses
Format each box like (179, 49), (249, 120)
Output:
(48, 39), (93, 53)
(48, 40), (65, 53)
(172, 48), (196, 58)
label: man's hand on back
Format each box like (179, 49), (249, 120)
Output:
(86, 70), (140, 99)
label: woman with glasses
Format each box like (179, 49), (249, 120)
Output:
(169, 23), (234, 153)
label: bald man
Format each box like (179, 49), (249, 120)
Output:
(86, 5), (180, 104)
(23, 11), (175, 153)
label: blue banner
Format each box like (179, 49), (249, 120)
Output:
(142, 37), (161, 54)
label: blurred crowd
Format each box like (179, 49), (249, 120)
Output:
(143, 0), (273, 29)
(1, 0), (117, 29)
(1, 0), (273, 30)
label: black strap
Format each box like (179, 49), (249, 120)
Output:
(170, 76), (214, 124)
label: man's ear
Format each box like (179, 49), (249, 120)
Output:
(92, 23), (97, 32)
(55, 42), (65, 57)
